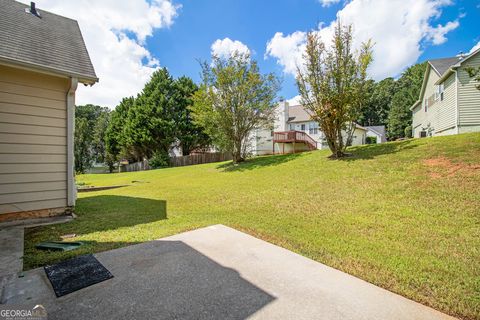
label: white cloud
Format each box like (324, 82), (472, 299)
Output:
(266, 0), (460, 80)
(265, 31), (306, 75)
(426, 20), (460, 45)
(319, 0), (341, 7)
(286, 95), (301, 106)
(19, 0), (180, 108)
(211, 38), (250, 58)
(469, 41), (480, 54)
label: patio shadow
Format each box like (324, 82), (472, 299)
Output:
(13, 240), (276, 319)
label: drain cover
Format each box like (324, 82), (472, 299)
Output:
(35, 241), (83, 251)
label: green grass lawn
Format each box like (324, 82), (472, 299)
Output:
(24, 133), (480, 319)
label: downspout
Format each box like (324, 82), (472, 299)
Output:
(455, 69), (459, 134)
(67, 78), (78, 207)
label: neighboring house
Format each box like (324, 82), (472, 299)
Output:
(365, 125), (387, 144)
(251, 101), (382, 155)
(410, 48), (480, 138)
(0, 1), (97, 222)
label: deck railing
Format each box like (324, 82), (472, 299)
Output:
(273, 130), (317, 149)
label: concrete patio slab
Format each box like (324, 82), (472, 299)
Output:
(0, 225), (456, 320)
(0, 227), (23, 278)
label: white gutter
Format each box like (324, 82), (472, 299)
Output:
(455, 70), (459, 134)
(67, 78), (78, 207)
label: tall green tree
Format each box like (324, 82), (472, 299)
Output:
(105, 97), (135, 163)
(74, 117), (93, 173)
(123, 69), (178, 162)
(387, 62), (426, 139)
(191, 52), (280, 163)
(359, 77), (396, 126)
(74, 104), (110, 173)
(173, 76), (210, 155)
(296, 22), (373, 158)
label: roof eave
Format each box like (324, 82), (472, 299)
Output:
(409, 99), (421, 111)
(434, 68), (455, 85)
(0, 56), (98, 85)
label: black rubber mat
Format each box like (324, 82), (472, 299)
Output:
(44, 254), (113, 297)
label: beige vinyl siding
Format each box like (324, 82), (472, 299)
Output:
(432, 73), (457, 133)
(0, 64), (69, 215)
(412, 104), (422, 137)
(413, 65), (459, 137)
(458, 53), (480, 126)
(412, 67), (439, 136)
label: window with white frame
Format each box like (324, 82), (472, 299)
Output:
(301, 124), (306, 131)
(424, 98), (428, 112)
(438, 83), (445, 101)
(309, 122), (318, 135)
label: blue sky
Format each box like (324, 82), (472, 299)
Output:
(148, 0), (479, 102)
(28, 0), (480, 107)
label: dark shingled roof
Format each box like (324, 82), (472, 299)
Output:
(0, 0), (97, 83)
(428, 56), (464, 76)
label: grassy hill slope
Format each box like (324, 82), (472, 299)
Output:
(25, 133), (480, 319)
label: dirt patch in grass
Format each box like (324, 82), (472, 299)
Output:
(423, 157), (480, 178)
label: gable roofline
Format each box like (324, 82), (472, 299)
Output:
(364, 126), (386, 137)
(428, 60), (442, 76)
(413, 63), (432, 108)
(0, 0), (97, 85)
(0, 56), (98, 85)
(434, 48), (480, 85)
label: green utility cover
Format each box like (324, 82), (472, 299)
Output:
(35, 241), (83, 252)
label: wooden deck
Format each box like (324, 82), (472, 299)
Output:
(273, 131), (317, 154)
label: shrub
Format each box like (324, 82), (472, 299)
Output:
(404, 125), (412, 138)
(149, 151), (170, 169)
(366, 136), (377, 144)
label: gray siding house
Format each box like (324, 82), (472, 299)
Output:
(410, 48), (480, 137)
(0, 1), (97, 222)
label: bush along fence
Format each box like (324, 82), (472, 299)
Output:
(119, 152), (232, 172)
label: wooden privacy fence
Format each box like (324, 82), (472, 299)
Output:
(120, 159), (150, 172)
(120, 152), (232, 172)
(170, 152), (232, 167)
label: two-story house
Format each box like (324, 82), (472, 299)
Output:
(410, 48), (480, 138)
(251, 101), (385, 155)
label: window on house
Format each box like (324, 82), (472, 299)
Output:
(301, 124), (306, 131)
(424, 98), (428, 112)
(289, 124), (295, 130)
(434, 83), (445, 102)
(309, 122), (318, 135)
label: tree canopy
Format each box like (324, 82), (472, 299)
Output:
(104, 69), (210, 168)
(387, 62), (426, 139)
(191, 52), (280, 163)
(296, 22), (373, 158)
(74, 104), (111, 173)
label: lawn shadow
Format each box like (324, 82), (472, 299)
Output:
(342, 139), (419, 161)
(217, 152), (305, 172)
(26, 195), (167, 240)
